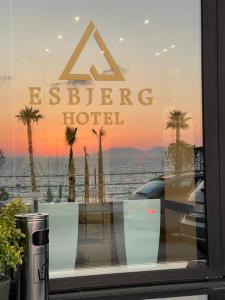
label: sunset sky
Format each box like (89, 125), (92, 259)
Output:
(0, 0), (202, 156)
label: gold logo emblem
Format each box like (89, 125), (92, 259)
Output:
(60, 21), (125, 81)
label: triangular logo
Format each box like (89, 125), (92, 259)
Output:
(59, 21), (125, 81)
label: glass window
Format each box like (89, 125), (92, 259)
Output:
(0, 0), (207, 279)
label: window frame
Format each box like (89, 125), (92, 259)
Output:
(218, 0), (225, 275)
(49, 0), (223, 293)
(50, 281), (225, 300)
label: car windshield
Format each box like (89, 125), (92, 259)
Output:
(195, 180), (204, 193)
(134, 180), (164, 198)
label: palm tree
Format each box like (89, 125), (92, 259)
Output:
(58, 185), (63, 202)
(166, 110), (191, 172)
(83, 147), (90, 203)
(46, 186), (54, 202)
(94, 167), (97, 202)
(16, 106), (43, 191)
(166, 110), (191, 143)
(65, 127), (77, 202)
(92, 127), (105, 203)
(0, 150), (5, 170)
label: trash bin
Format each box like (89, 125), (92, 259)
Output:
(16, 213), (49, 300)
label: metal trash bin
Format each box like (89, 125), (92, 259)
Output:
(16, 213), (49, 300)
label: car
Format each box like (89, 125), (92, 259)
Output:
(129, 172), (204, 234)
(179, 180), (206, 256)
(129, 172), (203, 202)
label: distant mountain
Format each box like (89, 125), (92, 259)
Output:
(106, 147), (143, 157)
(102, 146), (165, 158)
(144, 146), (165, 156)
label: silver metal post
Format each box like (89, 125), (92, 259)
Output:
(16, 213), (49, 300)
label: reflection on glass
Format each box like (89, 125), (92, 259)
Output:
(0, 0), (206, 279)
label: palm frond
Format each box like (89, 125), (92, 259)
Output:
(183, 117), (191, 122)
(166, 110), (191, 130)
(166, 121), (176, 129)
(180, 123), (189, 129)
(15, 106), (43, 124)
(66, 127), (77, 146)
(100, 127), (105, 137)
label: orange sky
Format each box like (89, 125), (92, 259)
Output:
(0, 0), (203, 157)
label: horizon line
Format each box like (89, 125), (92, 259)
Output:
(2, 144), (203, 158)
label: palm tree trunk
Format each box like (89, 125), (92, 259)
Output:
(175, 126), (181, 172)
(84, 147), (89, 203)
(94, 167), (97, 202)
(68, 146), (75, 202)
(26, 121), (37, 191)
(98, 135), (104, 203)
(176, 126), (180, 143)
(26, 121), (38, 211)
